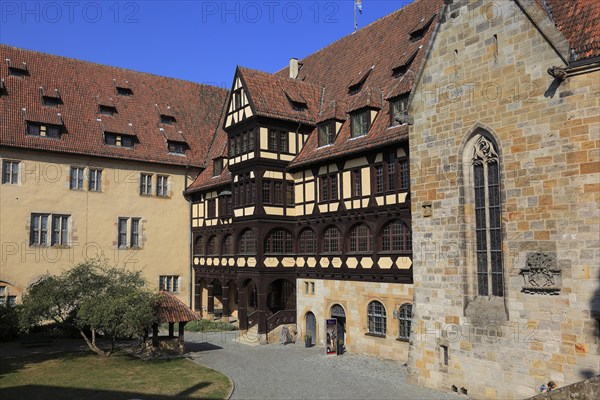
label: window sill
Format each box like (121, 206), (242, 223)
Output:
(139, 193), (154, 197)
(365, 332), (386, 339)
(396, 337), (409, 342)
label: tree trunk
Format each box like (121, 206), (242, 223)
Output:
(79, 328), (110, 357)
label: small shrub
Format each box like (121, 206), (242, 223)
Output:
(184, 320), (237, 332)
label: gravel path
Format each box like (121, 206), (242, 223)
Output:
(185, 331), (461, 400)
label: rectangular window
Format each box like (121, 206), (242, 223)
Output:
(131, 218), (140, 247)
(318, 122), (336, 147)
(241, 134), (248, 153)
(274, 182), (283, 205)
(9, 66), (29, 77)
(167, 141), (186, 155)
(387, 154), (397, 191)
(320, 176), (329, 202)
(99, 105), (117, 115)
(391, 95), (409, 126)
(351, 110), (369, 138)
(105, 133), (134, 148)
(248, 130), (255, 151)
(330, 175), (338, 200)
(235, 136), (241, 156)
(30, 213), (49, 246)
(116, 87), (133, 96)
(263, 181), (272, 204)
(160, 114), (176, 124)
(233, 89), (242, 110)
(140, 174), (153, 195)
(27, 122), (61, 139)
(279, 131), (289, 153)
(286, 182), (295, 206)
(51, 215), (69, 246)
(157, 175), (168, 197)
(268, 130), (277, 151)
(375, 165), (384, 193)
(229, 138), (235, 157)
(352, 169), (362, 197)
(159, 275), (180, 292)
(43, 96), (62, 107)
(207, 198), (216, 218)
(89, 169), (102, 192)
(70, 167), (84, 190)
(118, 218), (128, 248)
(399, 159), (409, 190)
(2, 160), (19, 184)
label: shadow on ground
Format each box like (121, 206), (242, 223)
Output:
(0, 383), (216, 400)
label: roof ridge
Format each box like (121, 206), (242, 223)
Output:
(0, 43), (227, 91)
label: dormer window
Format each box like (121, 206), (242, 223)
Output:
(167, 140), (187, 155)
(283, 89), (308, 112)
(350, 110), (370, 138)
(160, 114), (176, 125)
(390, 94), (409, 126)
(348, 67), (374, 95)
(409, 15), (435, 41)
(0, 79), (7, 96)
(318, 122), (336, 147)
(392, 49), (419, 78)
(99, 105), (117, 115)
(291, 100), (307, 112)
(8, 64), (29, 77)
(26, 122), (62, 139)
(116, 87), (133, 96)
(105, 132), (134, 148)
(213, 158), (223, 176)
(43, 96), (63, 107)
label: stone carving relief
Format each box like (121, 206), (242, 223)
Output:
(520, 252), (561, 295)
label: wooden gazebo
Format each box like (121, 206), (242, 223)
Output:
(149, 291), (199, 352)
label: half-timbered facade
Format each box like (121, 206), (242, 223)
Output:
(186, 0), (445, 360)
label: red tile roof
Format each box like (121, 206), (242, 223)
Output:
(187, 0), (443, 191)
(286, 0), (444, 167)
(238, 67), (322, 125)
(156, 291), (200, 323)
(0, 45), (227, 168)
(544, 0), (600, 62)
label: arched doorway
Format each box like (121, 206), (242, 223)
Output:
(212, 281), (223, 319)
(330, 304), (346, 354)
(226, 280), (238, 321)
(305, 312), (316, 345)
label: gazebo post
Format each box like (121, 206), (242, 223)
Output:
(179, 321), (187, 339)
(168, 322), (175, 338)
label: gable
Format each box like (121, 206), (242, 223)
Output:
(224, 73), (254, 129)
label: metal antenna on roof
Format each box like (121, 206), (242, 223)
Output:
(354, 0), (363, 32)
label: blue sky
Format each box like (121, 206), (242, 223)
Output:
(1, 0), (413, 88)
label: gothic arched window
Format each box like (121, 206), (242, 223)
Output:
(470, 134), (503, 296)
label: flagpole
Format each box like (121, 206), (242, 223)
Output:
(354, 0), (358, 32)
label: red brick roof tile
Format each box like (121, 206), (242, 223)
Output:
(1, 45), (227, 168)
(238, 67), (322, 125)
(156, 291), (199, 323)
(544, 0), (600, 62)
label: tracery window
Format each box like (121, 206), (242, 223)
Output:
(470, 134), (503, 296)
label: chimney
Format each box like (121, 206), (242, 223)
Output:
(289, 58), (299, 79)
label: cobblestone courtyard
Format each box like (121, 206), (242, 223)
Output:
(185, 331), (461, 400)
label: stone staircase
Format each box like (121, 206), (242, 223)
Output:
(234, 324), (261, 346)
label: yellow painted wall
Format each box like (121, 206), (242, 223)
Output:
(0, 149), (196, 305)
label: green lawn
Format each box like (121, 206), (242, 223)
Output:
(0, 351), (231, 400)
